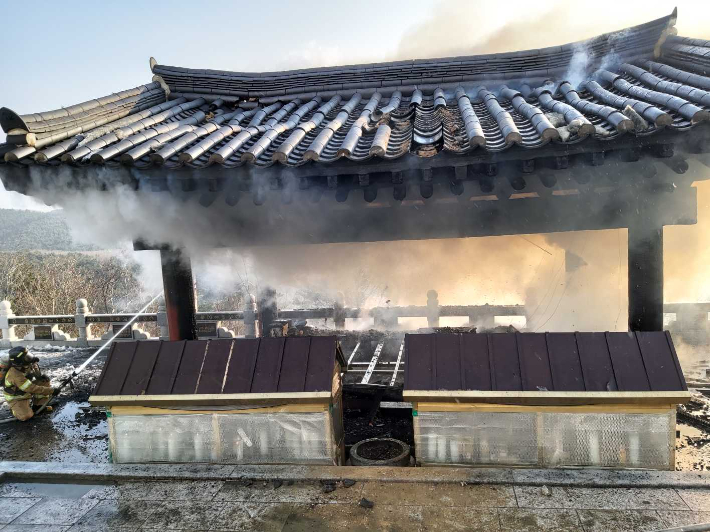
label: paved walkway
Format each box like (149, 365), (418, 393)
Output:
(1, 477), (710, 531)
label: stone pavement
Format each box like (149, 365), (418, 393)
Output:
(1, 477), (710, 531)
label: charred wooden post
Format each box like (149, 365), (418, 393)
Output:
(628, 208), (664, 332)
(392, 171), (406, 201)
(420, 168), (433, 199)
(157, 299), (170, 339)
(427, 290), (440, 328)
(258, 287), (278, 337)
(160, 247), (197, 341)
(334, 292), (346, 329)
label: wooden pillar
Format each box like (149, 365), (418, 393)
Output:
(333, 292), (346, 329)
(628, 216), (663, 332)
(258, 287), (278, 337)
(426, 290), (440, 328)
(160, 247), (197, 341)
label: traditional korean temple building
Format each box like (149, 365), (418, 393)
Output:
(1, 9), (709, 340)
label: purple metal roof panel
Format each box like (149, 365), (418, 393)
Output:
(404, 333), (435, 390)
(434, 333), (463, 390)
(94, 336), (342, 397)
(222, 338), (260, 394)
(145, 340), (186, 395)
(460, 333), (492, 391)
(605, 332), (651, 391)
(517, 333), (554, 391)
(546, 333), (585, 391)
(172, 340), (209, 394)
(489, 333), (522, 391)
(575, 332), (617, 391)
(636, 331), (686, 391)
(305, 336), (340, 392)
(93, 343), (116, 395)
(120, 341), (162, 395)
(93, 341), (138, 396)
(278, 336), (311, 392)
(195, 339), (233, 394)
(404, 331), (687, 393)
(250, 337), (286, 393)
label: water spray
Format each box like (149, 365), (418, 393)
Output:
(0, 290), (164, 424)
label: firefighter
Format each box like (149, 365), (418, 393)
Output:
(3, 347), (56, 421)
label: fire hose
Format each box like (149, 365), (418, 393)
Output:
(0, 290), (164, 425)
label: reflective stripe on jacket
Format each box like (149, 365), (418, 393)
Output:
(3, 367), (52, 401)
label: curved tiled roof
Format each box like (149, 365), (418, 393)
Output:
(1, 9), (709, 175)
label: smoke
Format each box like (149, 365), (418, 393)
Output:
(2, 163), (610, 330)
(564, 44), (592, 90)
(12, 151), (709, 339)
(0, 179), (55, 212)
(393, 1), (710, 62)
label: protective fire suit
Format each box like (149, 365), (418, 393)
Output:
(4, 366), (53, 421)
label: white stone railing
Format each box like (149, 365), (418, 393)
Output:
(0, 298), (167, 347)
(0, 290), (528, 347)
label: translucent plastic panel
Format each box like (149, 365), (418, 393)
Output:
(414, 411), (538, 465)
(217, 412), (332, 464)
(541, 411), (674, 469)
(111, 414), (216, 464)
(110, 412), (334, 465)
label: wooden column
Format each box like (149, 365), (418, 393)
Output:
(628, 214), (663, 332)
(160, 247), (197, 341)
(258, 287), (278, 337)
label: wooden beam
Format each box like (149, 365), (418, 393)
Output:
(129, 183), (697, 247)
(628, 208), (664, 331)
(413, 401), (674, 414)
(402, 390), (692, 406)
(89, 391), (332, 407)
(109, 404), (328, 415)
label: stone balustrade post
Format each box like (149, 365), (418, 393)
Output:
(75, 298), (91, 347)
(243, 293), (257, 339)
(333, 291), (346, 329)
(157, 299), (170, 340)
(0, 300), (17, 347)
(427, 289), (440, 329)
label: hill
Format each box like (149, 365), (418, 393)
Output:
(0, 208), (100, 251)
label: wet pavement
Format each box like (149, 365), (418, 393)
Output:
(0, 346), (109, 464)
(0, 478), (709, 531)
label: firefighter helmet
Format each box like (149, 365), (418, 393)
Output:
(9, 347), (37, 367)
